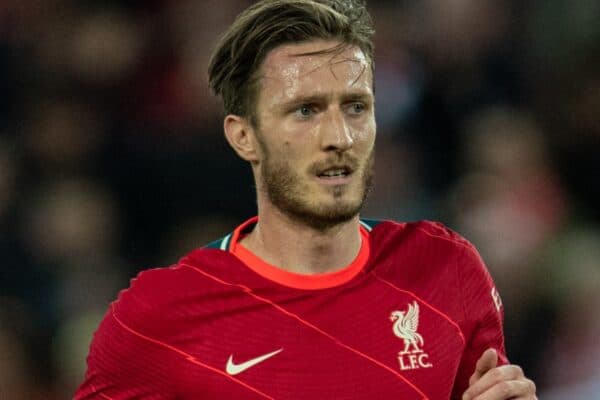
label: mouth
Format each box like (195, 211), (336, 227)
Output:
(318, 166), (352, 178)
(316, 165), (354, 184)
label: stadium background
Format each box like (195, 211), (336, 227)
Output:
(0, 0), (599, 398)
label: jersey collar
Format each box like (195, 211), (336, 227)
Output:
(227, 216), (370, 290)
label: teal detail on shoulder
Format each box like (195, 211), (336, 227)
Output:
(359, 218), (383, 231)
(204, 238), (223, 249)
(203, 233), (232, 250)
(220, 233), (232, 250)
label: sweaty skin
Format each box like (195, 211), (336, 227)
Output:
(261, 43), (373, 144)
(226, 40), (376, 275)
(256, 40), (375, 211)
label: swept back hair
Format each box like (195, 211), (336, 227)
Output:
(208, 0), (374, 126)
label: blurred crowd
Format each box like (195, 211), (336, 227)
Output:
(0, 0), (599, 398)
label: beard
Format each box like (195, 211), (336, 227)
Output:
(260, 148), (374, 231)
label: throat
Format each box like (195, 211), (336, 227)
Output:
(239, 215), (363, 275)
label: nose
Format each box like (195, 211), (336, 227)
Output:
(319, 108), (354, 152)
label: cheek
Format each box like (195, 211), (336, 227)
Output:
(352, 119), (376, 147)
(280, 121), (320, 152)
(267, 139), (303, 165)
(356, 129), (374, 144)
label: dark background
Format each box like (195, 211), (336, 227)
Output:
(1, 0), (599, 398)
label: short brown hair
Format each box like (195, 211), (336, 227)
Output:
(208, 0), (374, 125)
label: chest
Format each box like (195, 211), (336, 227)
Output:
(166, 275), (465, 399)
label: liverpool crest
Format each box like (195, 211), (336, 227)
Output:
(390, 301), (432, 370)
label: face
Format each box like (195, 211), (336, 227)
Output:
(253, 40), (376, 230)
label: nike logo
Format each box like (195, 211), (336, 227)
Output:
(225, 348), (283, 375)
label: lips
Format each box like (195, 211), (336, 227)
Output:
(318, 166), (352, 178)
(311, 156), (359, 186)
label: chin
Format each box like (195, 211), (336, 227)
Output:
(263, 165), (373, 231)
(283, 197), (363, 231)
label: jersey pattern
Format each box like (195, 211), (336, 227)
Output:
(75, 218), (506, 400)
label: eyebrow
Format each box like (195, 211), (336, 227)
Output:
(278, 91), (374, 110)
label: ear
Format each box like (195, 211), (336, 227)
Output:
(223, 114), (260, 162)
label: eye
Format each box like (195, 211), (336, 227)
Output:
(347, 102), (366, 115)
(294, 105), (315, 118)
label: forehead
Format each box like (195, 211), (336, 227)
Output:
(258, 40), (372, 100)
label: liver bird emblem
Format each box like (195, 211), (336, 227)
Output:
(390, 301), (424, 354)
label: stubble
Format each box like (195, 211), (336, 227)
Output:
(260, 146), (375, 231)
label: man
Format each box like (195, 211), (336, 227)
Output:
(76, 1), (536, 398)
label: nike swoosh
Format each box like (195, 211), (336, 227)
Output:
(226, 348), (283, 375)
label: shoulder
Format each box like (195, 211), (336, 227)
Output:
(117, 235), (234, 299)
(112, 244), (240, 321)
(110, 265), (187, 331)
(366, 218), (489, 282)
(367, 218), (477, 253)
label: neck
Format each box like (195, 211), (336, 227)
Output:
(239, 204), (362, 275)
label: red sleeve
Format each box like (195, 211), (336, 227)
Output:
(74, 270), (179, 399)
(451, 242), (507, 399)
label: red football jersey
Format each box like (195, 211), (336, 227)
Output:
(75, 218), (507, 399)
